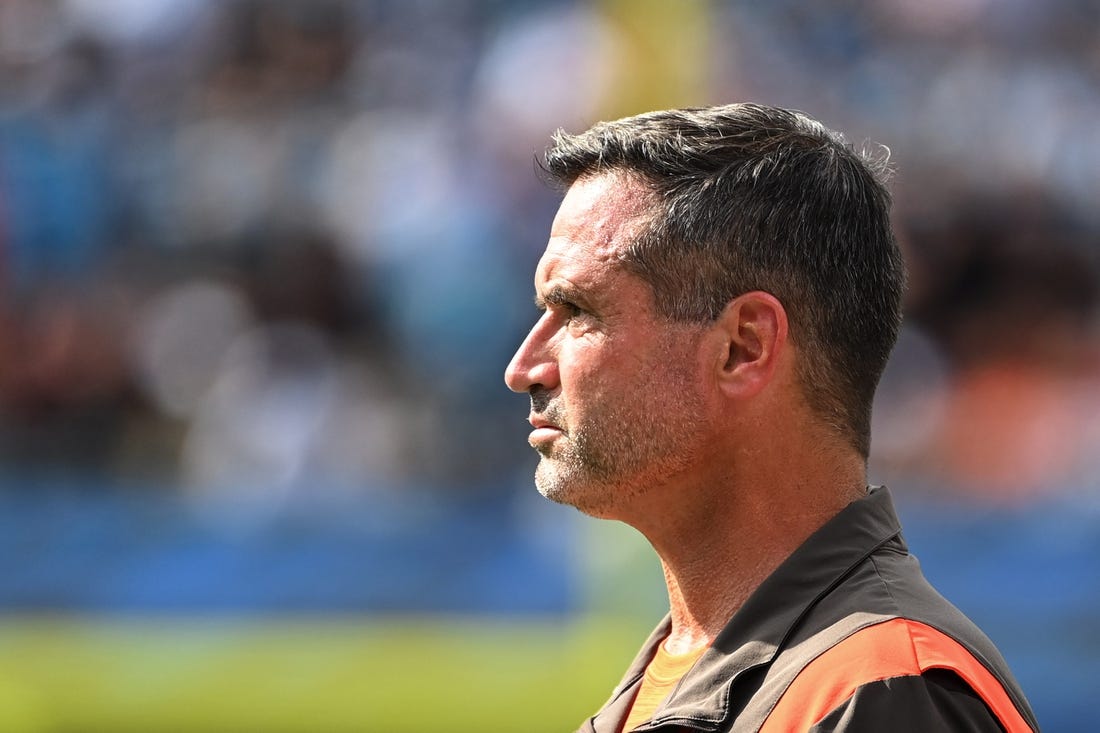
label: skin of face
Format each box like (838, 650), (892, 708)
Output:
(505, 173), (713, 519)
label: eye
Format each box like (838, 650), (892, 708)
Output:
(535, 287), (593, 327)
(559, 301), (583, 320)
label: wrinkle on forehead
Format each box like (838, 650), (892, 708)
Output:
(542, 172), (657, 277)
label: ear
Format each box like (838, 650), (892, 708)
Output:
(711, 291), (789, 399)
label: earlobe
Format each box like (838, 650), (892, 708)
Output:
(714, 291), (788, 397)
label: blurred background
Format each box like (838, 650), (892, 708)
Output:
(0, 0), (1096, 730)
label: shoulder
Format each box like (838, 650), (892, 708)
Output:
(761, 617), (1037, 732)
(751, 530), (1039, 731)
(806, 669), (1010, 732)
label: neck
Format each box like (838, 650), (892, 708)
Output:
(638, 448), (867, 656)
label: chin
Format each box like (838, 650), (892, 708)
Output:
(534, 462), (626, 520)
(533, 465), (574, 505)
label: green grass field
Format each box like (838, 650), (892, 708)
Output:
(0, 614), (654, 733)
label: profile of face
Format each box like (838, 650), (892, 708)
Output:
(504, 174), (710, 518)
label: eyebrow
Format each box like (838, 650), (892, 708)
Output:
(535, 284), (585, 310)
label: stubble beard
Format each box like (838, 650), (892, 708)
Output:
(534, 423), (631, 516)
(532, 383), (704, 519)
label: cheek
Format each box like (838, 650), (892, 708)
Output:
(557, 344), (627, 405)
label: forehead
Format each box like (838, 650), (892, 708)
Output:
(535, 173), (654, 287)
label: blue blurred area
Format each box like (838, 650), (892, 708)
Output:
(0, 484), (1095, 729)
(0, 486), (575, 615)
(897, 493), (1100, 732)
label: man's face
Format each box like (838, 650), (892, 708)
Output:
(504, 174), (710, 518)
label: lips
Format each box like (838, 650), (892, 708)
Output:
(527, 415), (564, 447)
(528, 416), (560, 430)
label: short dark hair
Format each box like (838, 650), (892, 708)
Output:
(542, 103), (905, 458)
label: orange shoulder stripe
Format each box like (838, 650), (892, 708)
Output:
(758, 618), (1033, 732)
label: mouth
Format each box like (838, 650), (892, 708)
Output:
(527, 416), (564, 447)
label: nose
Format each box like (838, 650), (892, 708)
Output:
(504, 315), (559, 394)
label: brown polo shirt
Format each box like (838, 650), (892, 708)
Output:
(579, 487), (1039, 732)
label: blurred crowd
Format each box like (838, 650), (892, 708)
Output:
(0, 0), (1097, 505)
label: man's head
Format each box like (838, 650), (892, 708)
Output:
(506, 103), (904, 515)
(540, 103), (904, 457)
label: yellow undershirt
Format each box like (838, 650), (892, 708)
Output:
(621, 641), (707, 732)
